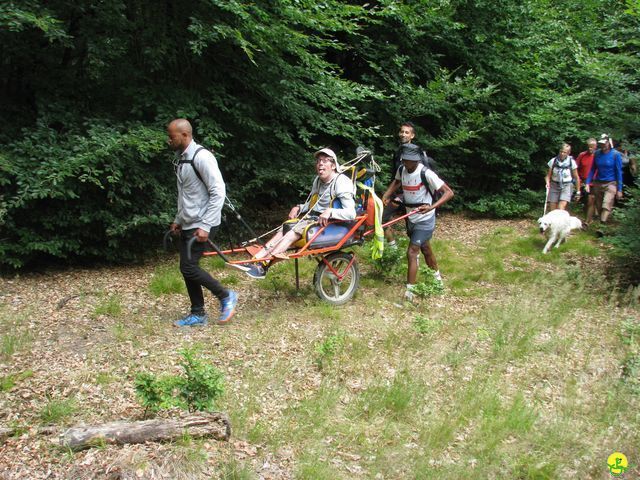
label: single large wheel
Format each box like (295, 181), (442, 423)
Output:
(313, 252), (360, 305)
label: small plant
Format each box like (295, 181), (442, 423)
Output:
(0, 370), (33, 392)
(411, 269), (445, 298)
(135, 348), (224, 414)
(1, 331), (32, 360)
(372, 242), (405, 278)
(413, 315), (441, 336)
(39, 396), (77, 425)
(93, 294), (123, 317)
(619, 317), (640, 347)
(314, 331), (345, 370)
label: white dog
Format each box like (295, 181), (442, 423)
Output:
(537, 209), (582, 254)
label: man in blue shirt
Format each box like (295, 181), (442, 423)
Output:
(585, 134), (624, 225)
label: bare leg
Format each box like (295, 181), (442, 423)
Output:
(548, 202), (558, 211)
(557, 200), (568, 210)
(585, 195), (595, 225)
(254, 229), (302, 259)
(268, 230), (302, 256)
(421, 241), (438, 272)
(384, 228), (395, 243)
(254, 229), (285, 259)
(585, 193), (594, 217)
(407, 244), (420, 284)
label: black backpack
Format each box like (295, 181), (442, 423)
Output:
(420, 150), (438, 173)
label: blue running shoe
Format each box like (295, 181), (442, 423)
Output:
(245, 264), (266, 280)
(218, 291), (238, 324)
(174, 312), (208, 327)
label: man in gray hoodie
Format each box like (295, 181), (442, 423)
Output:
(167, 118), (238, 326)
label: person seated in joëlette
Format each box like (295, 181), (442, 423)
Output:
(229, 148), (356, 279)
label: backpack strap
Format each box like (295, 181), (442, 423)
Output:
(399, 164), (435, 205)
(420, 167), (434, 199)
(177, 147), (207, 183)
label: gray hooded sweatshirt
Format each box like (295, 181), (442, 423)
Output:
(174, 140), (225, 232)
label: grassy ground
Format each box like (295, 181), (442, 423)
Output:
(0, 214), (638, 479)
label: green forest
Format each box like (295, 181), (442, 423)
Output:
(1, 0), (639, 268)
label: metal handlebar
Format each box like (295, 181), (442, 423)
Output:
(186, 235), (231, 262)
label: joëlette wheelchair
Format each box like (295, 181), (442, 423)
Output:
(176, 151), (413, 305)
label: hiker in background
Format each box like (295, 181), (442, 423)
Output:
(230, 148), (356, 280)
(585, 134), (624, 225)
(167, 118), (238, 327)
(545, 143), (580, 212)
(574, 138), (597, 213)
(382, 121), (434, 249)
(382, 143), (454, 302)
(618, 140), (638, 188)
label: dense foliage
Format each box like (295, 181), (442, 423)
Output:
(1, 0), (639, 267)
(607, 188), (640, 281)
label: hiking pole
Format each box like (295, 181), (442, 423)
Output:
(543, 184), (550, 216)
(225, 196), (264, 245)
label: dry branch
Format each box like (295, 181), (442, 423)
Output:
(59, 412), (230, 450)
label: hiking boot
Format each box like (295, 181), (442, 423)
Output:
(174, 312), (208, 327)
(245, 264), (267, 280)
(218, 291), (238, 324)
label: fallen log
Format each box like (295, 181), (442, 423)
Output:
(59, 412), (230, 450)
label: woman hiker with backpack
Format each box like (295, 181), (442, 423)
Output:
(544, 142), (580, 212)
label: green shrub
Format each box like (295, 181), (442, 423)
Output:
(467, 189), (542, 218)
(0, 122), (173, 269)
(135, 348), (224, 414)
(606, 187), (640, 281)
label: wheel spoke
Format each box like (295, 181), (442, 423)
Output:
(332, 281), (341, 298)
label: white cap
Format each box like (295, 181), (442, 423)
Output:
(597, 133), (610, 144)
(314, 148), (342, 171)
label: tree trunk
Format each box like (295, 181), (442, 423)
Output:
(59, 412), (230, 450)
